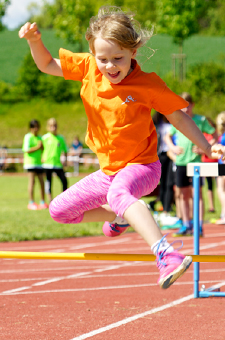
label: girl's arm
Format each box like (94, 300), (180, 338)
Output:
(19, 22), (63, 77)
(26, 141), (43, 153)
(167, 110), (225, 160)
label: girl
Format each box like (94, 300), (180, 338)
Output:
(19, 6), (224, 289)
(42, 118), (68, 202)
(22, 119), (48, 210)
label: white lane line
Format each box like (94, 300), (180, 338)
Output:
(1, 280), (224, 296)
(0, 237), (132, 253)
(0, 262), (135, 294)
(1, 266), (225, 283)
(70, 282), (225, 340)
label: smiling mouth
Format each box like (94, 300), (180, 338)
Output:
(108, 71), (120, 78)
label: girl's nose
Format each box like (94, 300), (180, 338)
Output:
(106, 61), (115, 69)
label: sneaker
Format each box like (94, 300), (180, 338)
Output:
(159, 214), (180, 226)
(102, 199), (149, 237)
(161, 218), (182, 230)
(215, 218), (225, 225)
(102, 221), (130, 237)
(157, 250), (192, 289)
(172, 225), (193, 237)
(39, 202), (49, 210)
(27, 202), (39, 210)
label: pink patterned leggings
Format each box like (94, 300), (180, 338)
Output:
(49, 161), (161, 224)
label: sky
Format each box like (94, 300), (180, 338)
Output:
(2, 0), (53, 30)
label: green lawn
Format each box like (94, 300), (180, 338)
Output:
(0, 175), (104, 242)
(0, 174), (221, 242)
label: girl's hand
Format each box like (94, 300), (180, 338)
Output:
(173, 145), (183, 155)
(211, 144), (225, 160)
(18, 22), (41, 42)
(192, 145), (204, 155)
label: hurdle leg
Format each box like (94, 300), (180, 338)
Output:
(193, 166), (200, 298)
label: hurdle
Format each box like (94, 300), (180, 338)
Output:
(0, 251), (225, 262)
(187, 162), (225, 298)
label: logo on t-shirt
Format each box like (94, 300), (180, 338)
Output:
(121, 96), (136, 105)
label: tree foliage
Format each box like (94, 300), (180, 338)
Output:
(155, 0), (215, 50)
(0, 0), (10, 31)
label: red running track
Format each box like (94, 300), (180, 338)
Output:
(0, 224), (225, 340)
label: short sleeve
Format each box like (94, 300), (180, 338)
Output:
(59, 49), (92, 82)
(22, 134), (31, 152)
(149, 73), (188, 115)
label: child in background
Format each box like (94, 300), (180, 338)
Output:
(70, 136), (83, 176)
(215, 112), (225, 224)
(42, 118), (68, 203)
(19, 6), (225, 289)
(202, 117), (217, 213)
(165, 93), (217, 237)
(22, 119), (48, 210)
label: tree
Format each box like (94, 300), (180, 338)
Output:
(155, 0), (215, 80)
(0, 0), (10, 31)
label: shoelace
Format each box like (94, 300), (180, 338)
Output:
(156, 234), (183, 267)
(109, 223), (130, 232)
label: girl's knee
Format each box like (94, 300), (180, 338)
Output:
(49, 198), (63, 223)
(49, 196), (83, 224)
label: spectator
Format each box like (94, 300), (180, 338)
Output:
(151, 112), (179, 226)
(202, 117), (217, 213)
(42, 118), (68, 202)
(0, 145), (8, 173)
(215, 112), (225, 224)
(165, 93), (216, 237)
(70, 136), (83, 176)
(22, 119), (48, 210)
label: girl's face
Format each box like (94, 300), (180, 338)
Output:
(94, 37), (137, 84)
(30, 125), (39, 136)
(181, 102), (194, 117)
(48, 122), (57, 135)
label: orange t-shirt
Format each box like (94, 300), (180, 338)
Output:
(59, 49), (188, 175)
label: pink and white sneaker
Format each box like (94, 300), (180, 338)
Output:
(102, 221), (130, 237)
(157, 248), (192, 289)
(102, 200), (150, 237)
(38, 202), (49, 210)
(27, 202), (39, 210)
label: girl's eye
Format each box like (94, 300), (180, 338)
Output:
(115, 57), (122, 60)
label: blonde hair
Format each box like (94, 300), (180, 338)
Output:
(85, 6), (152, 54)
(216, 112), (225, 135)
(47, 118), (57, 129)
(180, 92), (194, 104)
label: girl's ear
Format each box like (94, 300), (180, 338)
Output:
(132, 49), (137, 58)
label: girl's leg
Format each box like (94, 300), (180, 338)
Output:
(106, 161), (192, 288)
(27, 171), (39, 210)
(49, 170), (115, 224)
(55, 168), (68, 192)
(37, 173), (45, 201)
(45, 169), (53, 202)
(28, 171), (35, 202)
(107, 162), (162, 246)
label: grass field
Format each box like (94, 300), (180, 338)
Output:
(0, 174), (220, 242)
(1, 29), (225, 84)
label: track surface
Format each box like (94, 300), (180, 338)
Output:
(0, 224), (225, 340)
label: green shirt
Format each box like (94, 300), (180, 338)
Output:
(42, 133), (68, 168)
(22, 132), (42, 169)
(170, 114), (215, 166)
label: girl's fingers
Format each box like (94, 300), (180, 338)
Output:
(18, 22), (38, 39)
